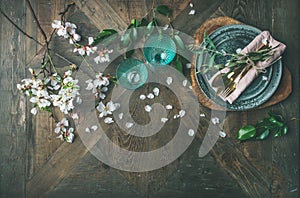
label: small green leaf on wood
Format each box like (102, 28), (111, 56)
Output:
(176, 56), (183, 73)
(237, 125), (256, 141)
(131, 18), (139, 27)
(93, 29), (117, 45)
(156, 5), (172, 17)
(256, 129), (270, 140)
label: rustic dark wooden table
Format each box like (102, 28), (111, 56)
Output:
(0, 0), (299, 197)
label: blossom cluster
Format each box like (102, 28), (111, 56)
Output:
(55, 118), (75, 143)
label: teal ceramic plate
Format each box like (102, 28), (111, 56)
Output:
(195, 24), (282, 111)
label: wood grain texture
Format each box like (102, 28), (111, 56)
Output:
(0, 0), (27, 197)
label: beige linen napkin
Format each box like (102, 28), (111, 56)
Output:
(209, 31), (286, 104)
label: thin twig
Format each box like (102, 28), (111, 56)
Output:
(0, 8), (44, 46)
(59, 2), (76, 21)
(25, 0), (48, 45)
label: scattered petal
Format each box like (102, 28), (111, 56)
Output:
(71, 113), (79, 120)
(31, 108), (37, 115)
(165, 105), (173, 110)
(179, 110), (186, 117)
(262, 76), (268, 81)
(189, 2), (194, 7)
(174, 114), (180, 119)
(126, 122), (133, 129)
(219, 131), (227, 138)
(140, 94), (146, 100)
(211, 117), (220, 125)
(163, 24), (169, 30)
(118, 113), (124, 120)
(166, 77), (173, 85)
(76, 97), (82, 104)
(186, 63), (192, 69)
(91, 125), (98, 131)
(236, 48), (242, 54)
(200, 113), (206, 117)
(144, 105), (152, 112)
(161, 117), (168, 123)
(85, 127), (91, 133)
(147, 93), (155, 99)
(104, 117), (114, 124)
(189, 85), (193, 90)
(182, 79), (188, 87)
(188, 9), (196, 15)
(153, 87), (160, 96)
(188, 129), (195, 136)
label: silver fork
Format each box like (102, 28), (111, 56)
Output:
(218, 66), (250, 98)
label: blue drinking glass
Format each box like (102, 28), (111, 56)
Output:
(116, 58), (148, 90)
(143, 33), (176, 66)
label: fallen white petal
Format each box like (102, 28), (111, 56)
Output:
(188, 129), (195, 136)
(236, 48), (242, 54)
(140, 94), (146, 100)
(147, 93), (154, 99)
(71, 113), (79, 120)
(91, 125), (98, 131)
(85, 127), (91, 133)
(179, 110), (186, 117)
(153, 87), (160, 96)
(211, 117), (220, 125)
(104, 117), (114, 124)
(144, 105), (152, 112)
(262, 76), (268, 81)
(118, 113), (124, 120)
(126, 122), (133, 129)
(219, 131), (227, 138)
(166, 77), (173, 85)
(182, 79), (188, 87)
(186, 63), (192, 69)
(174, 114), (180, 119)
(188, 9), (196, 15)
(189, 2), (194, 7)
(200, 113), (206, 117)
(165, 105), (173, 110)
(161, 117), (168, 123)
(189, 85), (193, 90)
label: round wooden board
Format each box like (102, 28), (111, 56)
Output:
(191, 16), (292, 111)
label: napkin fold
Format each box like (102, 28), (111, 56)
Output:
(209, 31), (286, 104)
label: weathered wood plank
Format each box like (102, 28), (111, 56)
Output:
(74, 0), (128, 31)
(0, 0), (27, 197)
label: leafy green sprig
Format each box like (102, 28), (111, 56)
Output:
(237, 111), (288, 141)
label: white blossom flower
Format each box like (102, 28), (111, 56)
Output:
(73, 37), (97, 56)
(31, 108), (37, 115)
(144, 105), (152, 112)
(166, 77), (173, 85)
(85, 127), (91, 133)
(94, 48), (113, 64)
(96, 101), (120, 118)
(71, 113), (79, 120)
(55, 118), (69, 133)
(91, 125), (98, 131)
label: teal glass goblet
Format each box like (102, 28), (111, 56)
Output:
(116, 58), (148, 90)
(143, 33), (176, 66)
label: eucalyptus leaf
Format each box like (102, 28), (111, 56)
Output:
(176, 56), (183, 73)
(156, 5), (172, 17)
(174, 35), (185, 49)
(237, 125), (256, 141)
(93, 29), (117, 45)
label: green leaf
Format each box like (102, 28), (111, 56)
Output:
(93, 29), (117, 45)
(174, 35), (185, 49)
(237, 125), (256, 140)
(208, 54), (216, 68)
(156, 5), (172, 17)
(131, 18), (139, 27)
(256, 129), (270, 140)
(268, 111), (284, 122)
(274, 127), (282, 137)
(269, 116), (284, 127)
(281, 125), (288, 135)
(176, 56), (183, 73)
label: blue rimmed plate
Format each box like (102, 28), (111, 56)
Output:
(195, 24), (282, 111)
